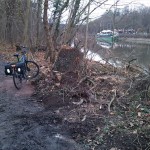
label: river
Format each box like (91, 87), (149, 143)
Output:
(88, 39), (150, 71)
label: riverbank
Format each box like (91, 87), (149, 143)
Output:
(0, 45), (150, 150)
(34, 48), (150, 149)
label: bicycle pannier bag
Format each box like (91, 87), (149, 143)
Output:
(5, 64), (13, 75)
(16, 62), (25, 74)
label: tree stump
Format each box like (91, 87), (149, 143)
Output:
(54, 46), (83, 73)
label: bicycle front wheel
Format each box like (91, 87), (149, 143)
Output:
(13, 73), (22, 90)
(25, 61), (39, 79)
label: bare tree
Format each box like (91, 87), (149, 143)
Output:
(43, 0), (55, 63)
(36, 0), (43, 47)
(23, 0), (31, 45)
(63, 0), (81, 45)
(5, 0), (16, 46)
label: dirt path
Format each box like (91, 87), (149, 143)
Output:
(0, 55), (82, 150)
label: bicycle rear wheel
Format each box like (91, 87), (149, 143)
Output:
(25, 61), (39, 79)
(13, 73), (22, 90)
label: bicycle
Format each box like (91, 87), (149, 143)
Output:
(4, 45), (39, 90)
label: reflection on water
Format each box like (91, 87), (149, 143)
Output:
(91, 40), (150, 70)
(87, 50), (123, 68)
(97, 41), (118, 49)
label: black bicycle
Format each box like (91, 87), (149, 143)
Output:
(5, 45), (39, 89)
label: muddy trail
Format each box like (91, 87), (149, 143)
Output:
(0, 55), (82, 150)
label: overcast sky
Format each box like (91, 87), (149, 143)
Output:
(61, 0), (150, 23)
(90, 0), (150, 19)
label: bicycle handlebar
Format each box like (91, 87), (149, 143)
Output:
(16, 45), (29, 52)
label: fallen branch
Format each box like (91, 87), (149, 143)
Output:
(68, 76), (95, 94)
(72, 98), (84, 105)
(117, 80), (133, 100)
(78, 76), (95, 86)
(108, 89), (117, 112)
(81, 115), (87, 122)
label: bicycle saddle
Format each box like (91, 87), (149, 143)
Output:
(14, 53), (19, 57)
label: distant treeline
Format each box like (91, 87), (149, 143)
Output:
(84, 6), (150, 37)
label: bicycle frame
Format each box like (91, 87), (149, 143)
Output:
(15, 47), (28, 63)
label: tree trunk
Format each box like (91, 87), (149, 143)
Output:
(36, 0), (43, 47)
(83, 0), (91, 75)
(63, 0), (81, 45)
(23, 0), (31, 45)
(5, 0), (16, 46)
(43, 0), (55, 63)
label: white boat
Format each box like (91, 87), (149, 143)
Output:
(96, 30), (119, 43)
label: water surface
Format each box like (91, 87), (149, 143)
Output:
(90, 39), (150, 70)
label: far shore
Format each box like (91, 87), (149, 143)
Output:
(120, 37), (150, 44)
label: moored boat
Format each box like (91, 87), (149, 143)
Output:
(96, 30), (119, 43)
